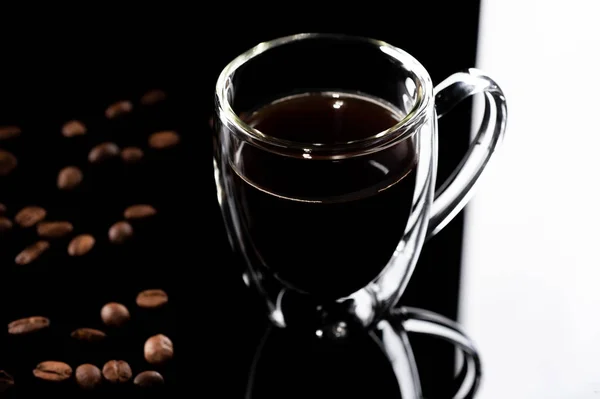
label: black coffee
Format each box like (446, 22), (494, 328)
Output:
(232, 91), (418, 298)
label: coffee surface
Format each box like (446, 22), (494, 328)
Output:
(232, 91), (418, 298)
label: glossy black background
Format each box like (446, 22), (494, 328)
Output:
(0, 3), (480, 397)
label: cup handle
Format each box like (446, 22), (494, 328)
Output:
(379, 307), (482, 399)
(427, 68), (508, 239)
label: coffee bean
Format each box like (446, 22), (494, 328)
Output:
(148, 131), (180, 149)
(136, 289), (168, 309)
(133, 371), (164, 388)
(0, 217), (12, 233)
(15, 241), (50, 265)
(0, 202), (6, 215)
(88, 142), (120, 163)
(140, 89), (167, 106)
(121, 146), (144, 163)
(70, 327), (106, 342)
(14, 206), (47, 228)
(105, 100), (133, 119)
(124, 204), (156, 220)
(75, 364), (102, 390)
(8, 316), (50, 335)
(0, 370), (14, 393)
(108, 221), (133, 244)
(33, 361), (72, 382)
(61, 120), (87, 137)
(0, 149), (17, 176)
(144, 334), (173, 365)
(37, 221), (74, 239)
(68, 234), (95, 256)
(101, 302), (130, 327)
(102, 360), (132, 383)
(57, 166), (83, 190)
(0, 125), (21, 140)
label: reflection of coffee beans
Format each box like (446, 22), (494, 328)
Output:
(102, 360), (132, 383)
(121, 147), (144, 163)
(15, 206), (47, 228)
(37, 221), (74, 239)
(0, 217), (12, 233)
(124, 204), (156, 220)
(70, 328), (106, 343)
(108, 221), (133, 244)
(149, 131), (180, 149)
(75, 364), (102, 390)
(61, 120), (87, 137)
(68, 234), (95, 256)
(144, 334), (173, 365)
(0, 203), (5, 215)
(33, 361), (72, 382)
(136, 289), (168, 309)
(0, 125), (21, 141)
(134, 370), (164, 388)
(101, 303), (130, 327)
(8, 316), (50, 335)
(89, 142), (120, 163)
(0, 149), (17, 176)
(15, 241), (50, 265)
(105, 101), (133, 119)
(57, 166), (83, 190)
(141, 89), (167, 106)
(0, 370), (14, 393)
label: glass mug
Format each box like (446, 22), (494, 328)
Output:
(213, 33), (506, 332)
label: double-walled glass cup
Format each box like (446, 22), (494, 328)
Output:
(213, 33), (507, 332)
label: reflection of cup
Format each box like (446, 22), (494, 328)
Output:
(246, 307), (481, 399)
(213, 33), (507, 331)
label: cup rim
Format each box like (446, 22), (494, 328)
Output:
(215, 33), (433, 159)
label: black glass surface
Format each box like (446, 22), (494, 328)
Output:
(0, 2), (481, 397)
